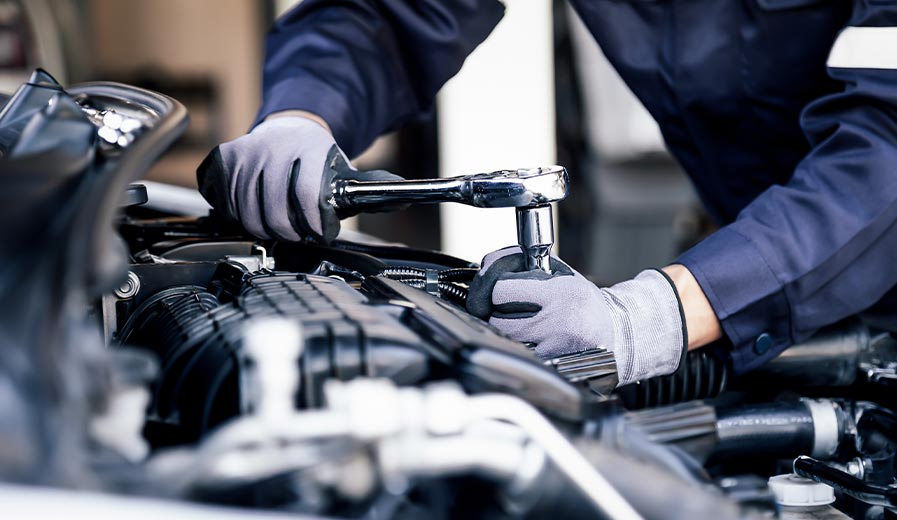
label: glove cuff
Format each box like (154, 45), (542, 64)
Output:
(653, 268), (689, 373)
(603, 269), (687, 386)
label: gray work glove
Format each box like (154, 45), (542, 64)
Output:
(467, 246), (687, 386)
(197, 117), (403, 243)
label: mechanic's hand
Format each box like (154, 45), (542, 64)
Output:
(196, 116), (403, 243)
(467, 246), (687, 386)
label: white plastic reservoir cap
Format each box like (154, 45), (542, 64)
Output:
(768, 474), (835, 507)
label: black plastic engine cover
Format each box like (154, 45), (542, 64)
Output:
(120, 270), (430, 445)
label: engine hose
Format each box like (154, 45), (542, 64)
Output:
(381, 266), (478, 283)
(615, 347), (729, 409)
(381, 266), (428, 279)
(437, 268), (478, 283)
(709, 399), (844, 462)
(380, 267), (472, 305)
(399, 279), (469, 305)
(438, 282), (469, 305)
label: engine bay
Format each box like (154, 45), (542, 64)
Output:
(2, 71), (897, 519)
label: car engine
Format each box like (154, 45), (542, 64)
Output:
(1, 71), (897, 519)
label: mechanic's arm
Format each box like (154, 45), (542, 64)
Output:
(258, 0), (505, 157)
(470, 4), (897, 385)
(676, 4), (897, 374)
(197, 1), (505, 243)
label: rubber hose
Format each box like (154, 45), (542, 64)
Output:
(399, 279), (469, 305)
(437, 282), (468, 305)
(437, 268), (478, 283)
(381, 267), (427, 279)
(710, 401), (817, 461)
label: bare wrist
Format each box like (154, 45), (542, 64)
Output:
(662, 264), (722, 350)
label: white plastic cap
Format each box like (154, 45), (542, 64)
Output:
(768, 474), (835, 507)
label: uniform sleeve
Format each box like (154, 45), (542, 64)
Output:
(255, 0), (505, 157)
(676, 2), (897, 374)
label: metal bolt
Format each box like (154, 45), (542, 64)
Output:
(114, 271), (140, 299)
(718, 477), (738, 488)
(846, 459), (864, 478)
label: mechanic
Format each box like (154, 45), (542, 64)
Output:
(197, 1), (897, 387)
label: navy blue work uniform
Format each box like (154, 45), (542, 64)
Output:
(255, 1), (897, 375)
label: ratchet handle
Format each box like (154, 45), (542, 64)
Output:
(330, 178), (467, 211)
(329, 165), (568, 213)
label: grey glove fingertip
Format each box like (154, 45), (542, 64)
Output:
(197, 146), (238, 225)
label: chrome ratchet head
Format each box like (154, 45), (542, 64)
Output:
(459, 166), (570, 208)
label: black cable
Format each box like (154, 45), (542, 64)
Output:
(794, 456), (897, 508)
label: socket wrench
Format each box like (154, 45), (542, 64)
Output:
(329, 166), (569, 272)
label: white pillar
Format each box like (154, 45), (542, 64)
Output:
(437, 0), (556, 264)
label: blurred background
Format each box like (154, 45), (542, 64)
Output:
(0, 0), (711, 283)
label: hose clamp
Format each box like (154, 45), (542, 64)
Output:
(802, 398), (840, 458)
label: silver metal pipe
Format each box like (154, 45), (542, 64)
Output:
(469, 394), (643, 520)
